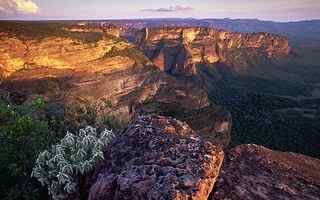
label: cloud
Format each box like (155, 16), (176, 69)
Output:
(141, 5), (194, 12)
(0, 0), (39, 14)
(15, 0), (39, 13)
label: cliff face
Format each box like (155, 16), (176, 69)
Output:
(0, 33), (131, 78)
(136, 27), (290, 76)
(0, 30), (142, 121)
(0, 24), (210, 124)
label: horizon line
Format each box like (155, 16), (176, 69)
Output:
(1, 17), (320, 23)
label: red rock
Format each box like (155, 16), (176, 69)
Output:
(88, 115), (224, 200)
(212, 144), (320, 200)
(137, 27), (290, 76)
(0, 25), (211, 125)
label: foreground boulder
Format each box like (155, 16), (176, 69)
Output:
(212, 144), (320, 200)
(89, 115), (224, 200)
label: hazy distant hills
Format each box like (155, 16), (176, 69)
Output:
(202, 19), (320, 46)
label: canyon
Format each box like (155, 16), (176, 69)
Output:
(0, 21), (320, 200)
(0, 22), (213, 128)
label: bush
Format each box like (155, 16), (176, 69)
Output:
(102, 115), (122, 130)
(65, 103), (98, 128)
(0, 97), (53, 200)
(32, 126), (114, 200)
(104, 47), (150, 65)
(104, 100), (113, 109)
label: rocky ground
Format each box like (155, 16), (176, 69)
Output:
(213, 144), (320, 200)
(89, 115), (224, 200)
(88, 115), (320, 200)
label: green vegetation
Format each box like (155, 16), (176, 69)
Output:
(102, 115), (123, 130)
(208, 88), (320, 158)
(139, 101), (190, 120)
(0, 22), (103, 43)
(65, 102), (99, 129)
(190, 42), (202, 48)
(104, 99), (113, 109)
(232, 76), (312, 97)
(104, 33), (126, 43)
(33, 96), (46, 108)
(149, 65), (161, 77)
(0, 96), (64, 200)
(197, 63), (222, 80)
(104, 47), (150, 65)
(63, 32), (104, 44)
(229, 97), (320, 158)
(65, 99), (124, 130)
(196, 51), (320, 158)
(0, 94), (122, 200)
(32, 127), (114, 200)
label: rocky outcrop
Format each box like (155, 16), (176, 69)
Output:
(87, 118), (320, 200)
(212, 144), (320, 200)
(0, 33), (131, 78)
(0, 23), (212, 124)
(62, 24), (123, 38)
(89, 115), (224, 200)
(136, 27), (290, 76)
(0, 29), (146, 121)
(132, 74), (209, 111)
(135, 92), (232, 149)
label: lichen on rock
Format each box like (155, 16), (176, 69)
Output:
(89, 115), (224, 200)
(212, 144), (320, 200)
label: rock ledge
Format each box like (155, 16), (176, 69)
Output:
(89, 115), (224, 200)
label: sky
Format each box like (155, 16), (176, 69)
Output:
(0, 0), (319, 22)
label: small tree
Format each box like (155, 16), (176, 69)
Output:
(32, 126), (114, 200)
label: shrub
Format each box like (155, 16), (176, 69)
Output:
(104, 100), (113, 109)
(0, 97), (53, 200)
(65, 103), (98, 128)
(102, 115), (122, 130)
(104, 47), (150, 65)
(33, 96), (46, 109)
(32, 126), (114, 200)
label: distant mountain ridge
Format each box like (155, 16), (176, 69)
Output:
(91, 18), (320, 46)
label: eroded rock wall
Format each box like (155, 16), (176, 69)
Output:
(137, 27), (290, 76)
